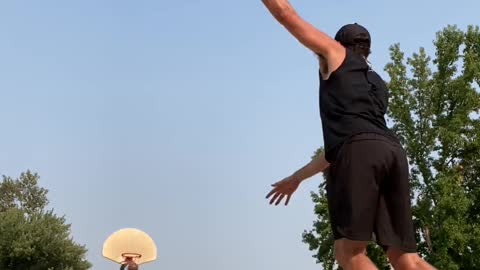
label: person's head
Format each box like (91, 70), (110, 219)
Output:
(126, 262), (138, 270)
(335, 23), (371, 59)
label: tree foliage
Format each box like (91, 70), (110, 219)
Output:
(302, 25), (480, 269)
(0, 171), (91, 270)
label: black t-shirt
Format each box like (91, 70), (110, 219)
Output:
(319, 48), (399, 162)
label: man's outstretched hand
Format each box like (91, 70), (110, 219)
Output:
(266, 176), (302, 206)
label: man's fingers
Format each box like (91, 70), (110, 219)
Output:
(266, 180), (292, 205)
(269, 192), (282, 204)
(275, 194), (285, 205)
(266, 187), (278, 199)
(285, 194), (292, 206)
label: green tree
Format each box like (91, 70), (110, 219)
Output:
(302, 25), (480, 270)
(0, 171), (92, 270)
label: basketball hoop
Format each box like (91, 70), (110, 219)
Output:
(102, 228), (157, 269)
(122, 252), (142, 262)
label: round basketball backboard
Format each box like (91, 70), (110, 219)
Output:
(102, 228), (157, 265)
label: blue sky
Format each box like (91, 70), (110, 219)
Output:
(1, 1), (478, 269)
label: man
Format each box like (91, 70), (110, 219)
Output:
(120, 259), (138, 270)
(261, 1), (437, 269)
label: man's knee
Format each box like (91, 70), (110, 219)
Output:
(334, 239), (368, 266)
(386, 247), (423, 269)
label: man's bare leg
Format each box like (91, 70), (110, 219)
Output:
(334, 239), (378, 270)
(387, 248), (437, 270)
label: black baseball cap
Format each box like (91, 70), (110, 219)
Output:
(334, 23), (371, 48)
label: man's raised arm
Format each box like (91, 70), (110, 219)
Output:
(261, 0), (345, 72)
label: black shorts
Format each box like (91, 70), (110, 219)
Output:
(326, 133), (417, 252)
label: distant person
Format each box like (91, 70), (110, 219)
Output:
(261, 1), (437, 269)
(120, 260), (138, 270)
